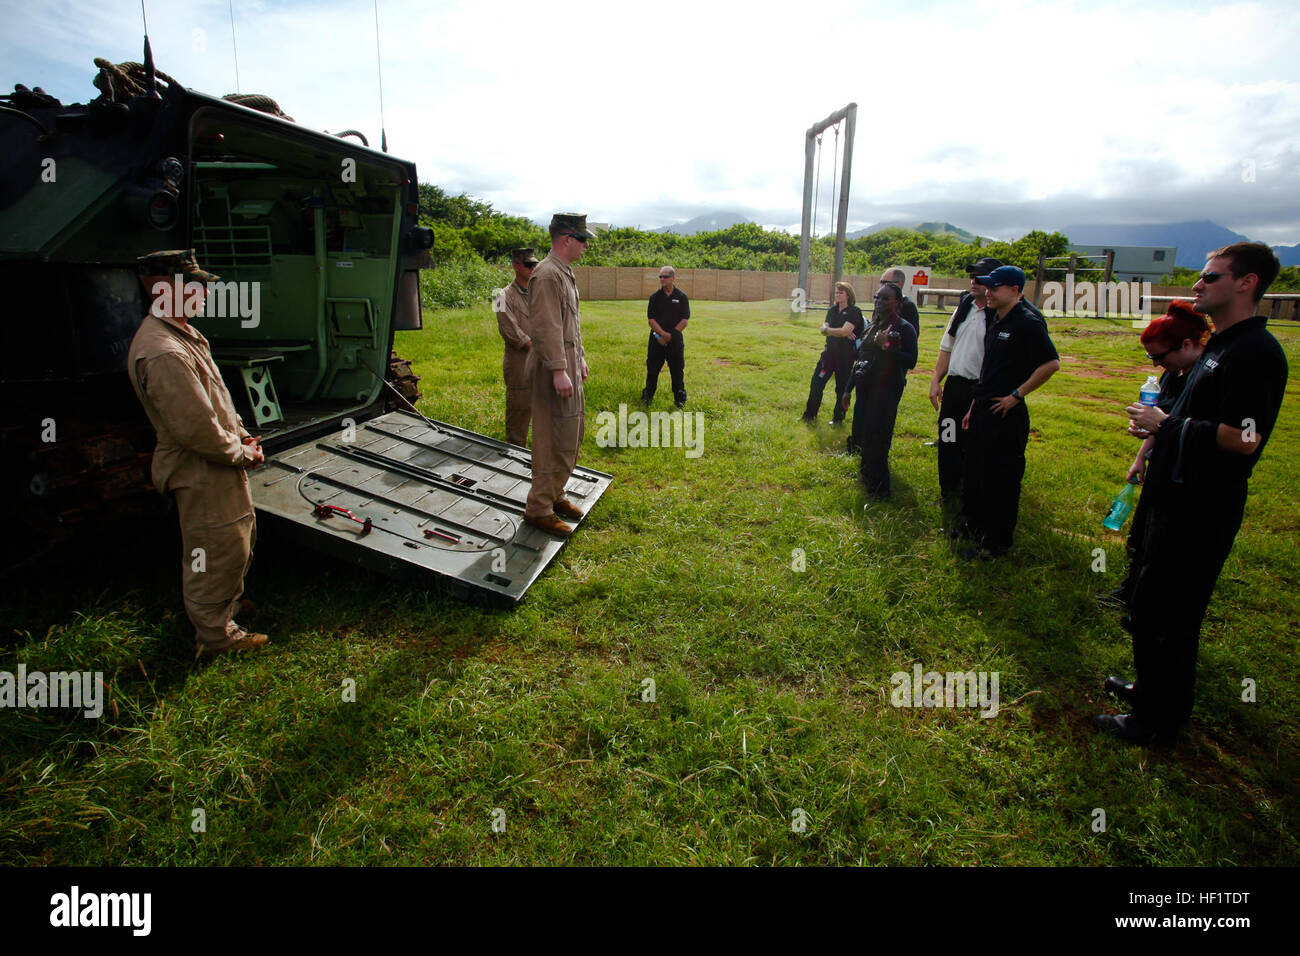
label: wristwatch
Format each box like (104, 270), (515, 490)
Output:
(1011, 388), (1021, 400)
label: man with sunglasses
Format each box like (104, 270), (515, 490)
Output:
(523, 214), (596, 537)
(930, 256), (1003, 518)
(1096, 243), (1288, 746)
(642, 266), (690, 408)
(496, 248), (538, 446)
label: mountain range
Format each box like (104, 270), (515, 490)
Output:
(637, 213), (1300, 267)
(1061, 220), (1300, 268)
(844, 221), (987, 242)
(650, 212), (753, 235)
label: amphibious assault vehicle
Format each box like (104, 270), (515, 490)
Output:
(0, 58), (609, 605)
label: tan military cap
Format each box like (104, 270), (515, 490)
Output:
(136, 249), (220, 282)
(548, 213), (598, 241)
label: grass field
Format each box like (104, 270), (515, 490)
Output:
(2, 299), (1297, 866)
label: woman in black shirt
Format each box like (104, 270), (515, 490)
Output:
(801, 281), (864, 424)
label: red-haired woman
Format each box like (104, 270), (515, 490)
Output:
(1103, 300), (1211, 690)
(1126, 301), (1214, 484)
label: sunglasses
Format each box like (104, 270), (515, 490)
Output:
(1198, 271), (1225, 284)
(659, 274), (674, 279)
(521, 262), (536, 269)
(1146, 346), (1174, 363)
(564, 233), (589, 244)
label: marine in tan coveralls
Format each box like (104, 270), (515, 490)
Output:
(522, 214), (596, 537)
(497, 247), (538, 446)
(127, 251), (269, 656)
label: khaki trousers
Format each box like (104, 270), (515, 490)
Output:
(525, 368), (584, 519)
(503, 348), (532, 447)
(173, 470), (256, 650)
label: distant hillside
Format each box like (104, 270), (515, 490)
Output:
(846, 221), (983, 242)
(1272, 243), (1300, 266)
(652, 212), (753, 235)
(1063, 220), (1250, 269)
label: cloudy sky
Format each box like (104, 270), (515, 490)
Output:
(4, 0), (1299, 242)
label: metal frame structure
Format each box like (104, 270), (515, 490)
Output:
(798, 103), (857, 298)
(1032, 250), (1115, 314)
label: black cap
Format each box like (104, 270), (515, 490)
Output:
(966, 256), (1004, 277)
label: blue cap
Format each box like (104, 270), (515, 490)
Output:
(976, 265), (1026, 289)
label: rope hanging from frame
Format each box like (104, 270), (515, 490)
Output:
(811, 133), (823, 239)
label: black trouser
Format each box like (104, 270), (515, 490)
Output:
(1116, 483), (1153, 603)
(803, 351), (851, 422)
(937, 375), (975, 508)
(1126, 492), (1244, 735)
(644, 331), (685, 403)
(853, 374), (905, 497)
(962, 401), (1029, 553)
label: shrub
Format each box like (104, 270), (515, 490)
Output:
(420, 254), (509, 310)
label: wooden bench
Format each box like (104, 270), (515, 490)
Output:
(916, 288), (967, 310)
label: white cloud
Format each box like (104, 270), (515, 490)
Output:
(2, 0), (1297, 239)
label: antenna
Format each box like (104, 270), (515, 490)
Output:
(140, 0), (159, 98)
(229, 0), (242, 94)
(374, 0), (388, 152)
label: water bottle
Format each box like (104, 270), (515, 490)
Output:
(1102, 479), (1139, 531)
(1139, 375), (1160, 407)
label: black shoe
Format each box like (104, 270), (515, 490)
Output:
(829, 417), (844, 426)
(1104, 676), (1137, 705)
(800, 415), (816, 425)
(674, 394), (686, 408)
(1097, 587), (1130, 611)
(1092, 712), (1171, 747)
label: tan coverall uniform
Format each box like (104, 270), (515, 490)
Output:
(127, 313), (260, 651)
(524, 252), (586, 520)
(496, 280), (532, 446)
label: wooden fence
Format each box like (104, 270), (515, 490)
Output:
(571, 267), (1299, 320)
(571, 267), (970, 305)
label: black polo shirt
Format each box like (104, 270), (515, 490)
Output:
(973, 300), (1059, 400)
(900, 296), (920, 338)
(1148, 316), (1288, 498)
(823, 303), (865, 365)
(648, 287), (690, 331)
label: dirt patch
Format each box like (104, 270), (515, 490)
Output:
(1055, 327), (1136, 338)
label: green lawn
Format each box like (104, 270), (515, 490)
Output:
(2, 299), (1297, 865)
